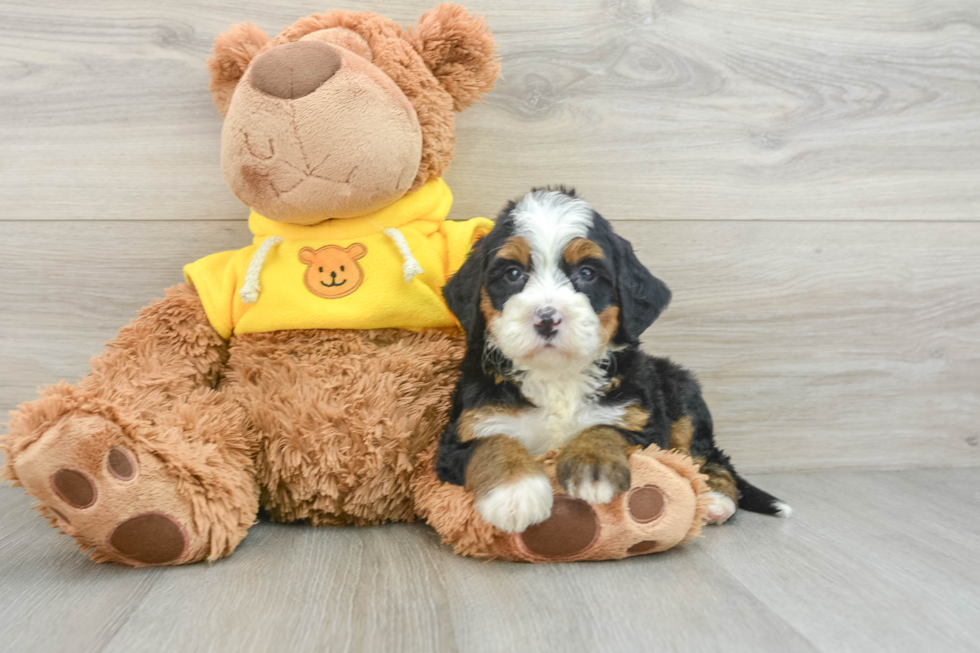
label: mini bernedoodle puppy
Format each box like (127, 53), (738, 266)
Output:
(436, 187), (792, 533)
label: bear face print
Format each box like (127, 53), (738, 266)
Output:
(299, 244), (367, 299)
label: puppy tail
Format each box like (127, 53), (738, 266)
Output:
(733, 473), (793, 518)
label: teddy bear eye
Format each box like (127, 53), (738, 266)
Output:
(319, 267), (323, 273)
(341, 265), (345, 272)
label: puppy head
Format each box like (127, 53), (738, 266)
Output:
(444, 188), (671, 372)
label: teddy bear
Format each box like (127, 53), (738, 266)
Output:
(3, 4), (711, 567)
(2, 4), (500, 566)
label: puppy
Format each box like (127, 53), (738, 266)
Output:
(436, 187), (791, 533)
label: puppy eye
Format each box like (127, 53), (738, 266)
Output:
(505, 266), (524, 283)
(578, 266), (596, 281)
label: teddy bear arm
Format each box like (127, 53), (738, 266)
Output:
(81, 283), (230, 399)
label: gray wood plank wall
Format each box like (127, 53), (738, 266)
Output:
(2, 0), (978, 473)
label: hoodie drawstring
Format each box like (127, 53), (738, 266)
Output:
(239, 236), (284, 304)
(383, 228), (424, 283)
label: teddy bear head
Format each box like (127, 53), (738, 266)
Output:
(207, 4), (499, 225)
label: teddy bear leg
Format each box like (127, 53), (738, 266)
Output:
(2, 285), (259, 566)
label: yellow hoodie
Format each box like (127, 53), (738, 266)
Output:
(183, 179), (492, 339)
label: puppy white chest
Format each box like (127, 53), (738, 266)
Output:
(471, 367), (628, 456)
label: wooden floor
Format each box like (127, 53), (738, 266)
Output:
(1, 467), (977, 653)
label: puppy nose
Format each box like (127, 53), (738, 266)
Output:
(250, 41), (342, 100)
(534, 307), (561, 339)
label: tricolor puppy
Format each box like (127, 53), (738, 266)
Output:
(437, 188), (791, 533)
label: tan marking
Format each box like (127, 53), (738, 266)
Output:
(556, 426), (631, 496)
(620, 403), (649, 431)
(669, 416), (694, 454)
(495, 236), (531, 266)
(465, 435), (542, 498)
(603, 375), (622, 392)
(701, 462), (738, 502)
(457, 405), (526, 443)
(599, 306), (620, 345)
(479, 287), (499, 327)
(476, 292), (509, 384)
(562, 237), (605, 265)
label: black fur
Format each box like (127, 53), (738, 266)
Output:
(437, 189), (786, 517)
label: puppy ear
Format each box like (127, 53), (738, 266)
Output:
(207, 22), (272, 117)
(443, 239), (489, 336)
(613, 234), (671, 342)
(409, 4), (500, 111)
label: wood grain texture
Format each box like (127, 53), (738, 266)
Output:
(2, 468), (979, 653)
(3, 220), (977, 472)
(0, 0), (978, 222)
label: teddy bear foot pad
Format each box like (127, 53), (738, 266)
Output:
(517, 486), (668, 559)
(12, 414), (200, 566)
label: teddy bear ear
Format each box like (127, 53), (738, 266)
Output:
(298, 247), (316, 264)
(206, 22), (273, 117)
(408, 4), (500, 112)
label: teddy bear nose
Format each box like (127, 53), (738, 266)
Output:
(250, 40), (342, 100)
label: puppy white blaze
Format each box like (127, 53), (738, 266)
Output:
(489, 190), (602, 372)
(511, 190), (595, 270)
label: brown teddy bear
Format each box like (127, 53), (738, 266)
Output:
(2, 4), (500, 566)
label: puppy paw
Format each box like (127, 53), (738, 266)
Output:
(475, 474), (554, 533)
(557, 457), (631, 505)
(704, 491), (737, 525)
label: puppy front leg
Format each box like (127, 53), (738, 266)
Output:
(557, 427), (631, 504)
(466, 435), (553, 533)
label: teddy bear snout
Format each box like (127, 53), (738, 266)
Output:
(250, 40), (342, 100)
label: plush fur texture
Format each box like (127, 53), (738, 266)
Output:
(1, 5), (497, 566)
(225, 327), (465, 526)
(207, 22), (274, 117)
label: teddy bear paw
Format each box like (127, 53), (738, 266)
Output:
(12, 413), (200, 566)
